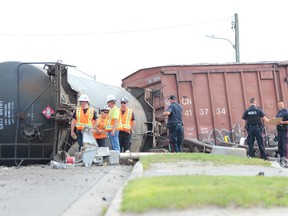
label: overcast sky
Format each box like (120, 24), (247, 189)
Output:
(0, 0), (287, 86)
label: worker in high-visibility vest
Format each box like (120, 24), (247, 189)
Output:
(71, 94), (97, 152)
(105, 95), (122, 152)
(119, 97), (136, 152)
(93, 106), (109, 147)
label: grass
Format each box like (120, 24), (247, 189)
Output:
(140, 153), (271, 170)
(121, 153), (287, 213)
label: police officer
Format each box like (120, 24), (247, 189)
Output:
(242, 98), (270, 160)
(275, 101), (288, 164)
(162, 95), (184, 152)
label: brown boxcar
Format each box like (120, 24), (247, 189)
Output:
(122, 61), (288, 152)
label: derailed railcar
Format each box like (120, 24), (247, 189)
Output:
(0, 62), (63, 165)
(122, 61), (288, 154)
(67, 74), (148, 153)
(0, 61), (147, 166)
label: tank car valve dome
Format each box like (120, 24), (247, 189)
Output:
(78, 94), (90, 102)
(120, 97), (128, 103)
(106, 95), (116, 102)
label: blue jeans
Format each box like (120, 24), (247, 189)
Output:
(169, 124), (184, 152)
(76, 130), (83, 152)
(108, 130), (120, 152)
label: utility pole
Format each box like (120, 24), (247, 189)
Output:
(206, 13), (240, 63)
(233, 13), (240, 62)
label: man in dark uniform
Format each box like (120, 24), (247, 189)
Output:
(275, 101), (288, 164)
(242, 98), (270, 160)
(162, 95), (184, 152)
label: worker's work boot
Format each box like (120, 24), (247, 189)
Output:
(280, 157), (288, 168)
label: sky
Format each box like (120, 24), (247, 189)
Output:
(1, 0), (287, 86)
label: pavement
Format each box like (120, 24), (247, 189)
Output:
(0, 164), (132, 216)
(62, 165), (132, 216)
(105, 161), (143, 216)
(104, 159), (288, 216)
(54, 161), (143, 216)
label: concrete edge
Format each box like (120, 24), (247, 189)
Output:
(105, 161), (143, 216)
(61, 166), (133, 216)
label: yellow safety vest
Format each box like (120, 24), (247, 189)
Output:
(105, 106), (122, 131)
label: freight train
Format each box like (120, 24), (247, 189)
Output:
(122, 61), (288, 156)
(1, 61), (287, 165)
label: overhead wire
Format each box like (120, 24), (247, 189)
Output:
(0, 16), (232, 37)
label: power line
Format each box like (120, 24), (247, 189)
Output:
(0, 17), (231, 37)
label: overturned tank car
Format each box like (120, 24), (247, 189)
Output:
(0, 61), (148, 166)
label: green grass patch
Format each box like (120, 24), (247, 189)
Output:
(140, 153), (270, 170)
(121, 153), (279, 213)
(121, 175), (288, 213)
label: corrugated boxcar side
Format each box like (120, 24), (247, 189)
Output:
(122, 62), (288, 145)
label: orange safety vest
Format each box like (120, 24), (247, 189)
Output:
(93, 114), (108, 139)
(120, 108), (133, 132)
(75, 107), (94, 130)
(105, 106), (122, 131)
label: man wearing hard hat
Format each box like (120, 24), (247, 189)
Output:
(105, 95), (122, 152)
(71, 94), (97, 152)
(119, 96), (136, 152)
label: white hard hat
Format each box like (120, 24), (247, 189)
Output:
(120, 96), (128, 103)
(106, 95), (116, 103)
(78, 94), (90, 102)
(101, 106), (110, 111)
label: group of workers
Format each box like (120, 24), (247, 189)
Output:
(70, 93), (184, 154)
(242, 97), (288, 163)
(70, 94), (136, 153)
(70, 93), (288, 163)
